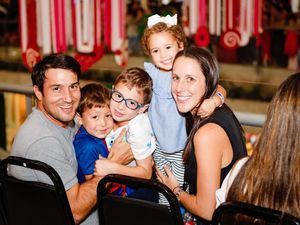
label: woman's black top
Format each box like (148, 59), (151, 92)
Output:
(184, 104), (247, 195)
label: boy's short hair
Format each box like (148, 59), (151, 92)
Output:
(141, 22), (187, 55)
(77, 83), (110, 116)
(114, 67), (153, 104)
(32, 53), (81, 95)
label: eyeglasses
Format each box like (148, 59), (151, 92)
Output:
(111, 89), (144, 110)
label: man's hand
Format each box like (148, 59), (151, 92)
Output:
(108, 129), (134, 165)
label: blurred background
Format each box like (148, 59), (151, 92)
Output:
(0, 0), (299, 157)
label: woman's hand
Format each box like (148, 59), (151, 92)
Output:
(156, 165), (180, 191)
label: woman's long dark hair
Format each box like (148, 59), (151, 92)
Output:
(173, 47), (219, 162)
(227, 73), (300, 218)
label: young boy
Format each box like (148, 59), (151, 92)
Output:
(94, 67), (156, 181)
(73, 83), (113, 183)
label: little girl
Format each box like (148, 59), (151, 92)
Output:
(141, 14), (226, 204)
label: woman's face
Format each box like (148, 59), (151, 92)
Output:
(171, 56), (206, 114)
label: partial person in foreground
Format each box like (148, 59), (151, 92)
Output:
(9, 54), (132, 225)
(156, 46), (247, 223)
(216, 73), (300, 219)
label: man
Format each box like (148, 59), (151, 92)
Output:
(10, 54), (132, 224)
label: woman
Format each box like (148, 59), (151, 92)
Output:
(156, 46), (247, 223)
(216, 73), (300, 219)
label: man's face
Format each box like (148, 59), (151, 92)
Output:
(34, 68), (81, 127)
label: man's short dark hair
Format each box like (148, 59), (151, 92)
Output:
(31, 54), (81, 94)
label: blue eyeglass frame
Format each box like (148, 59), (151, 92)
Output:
(110, 89), (144, 110)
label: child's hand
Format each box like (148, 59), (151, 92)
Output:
(94, 158), (116, 177)
(108, 129), (134, 165)
(197, 98), (216, 118)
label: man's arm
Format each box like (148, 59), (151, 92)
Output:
(66, 176), (101, 224)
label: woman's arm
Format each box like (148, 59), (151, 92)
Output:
(157, 123), (232, 220)
(180, 123), (228, 220)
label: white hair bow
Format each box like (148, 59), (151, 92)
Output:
(147, 14), (177, 28)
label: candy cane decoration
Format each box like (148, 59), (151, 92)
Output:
(52, 0), (67, 52)
(73, 0), (104, 71)
(291, 0), (300, 13)
(73, 0), (95, 53)
(36, 0), (70, 54)
(239, 0), (252, 46)
(19, 0), (28, 54)
(19, 0), (41, 69)
(209, 0), (221, 36)
(104, 0), (127, 67)
(37, 0), (52, 54)
(253, 0), (263, 36)
(187, 0), (198, 35)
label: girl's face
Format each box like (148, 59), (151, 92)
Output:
(148, 31), (183, 72)
(171, 56), (206, 114)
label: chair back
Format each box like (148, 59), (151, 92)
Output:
(0, 156), (75, 225)
(212, 201), (300, 225)
(97, 174), (184, 225)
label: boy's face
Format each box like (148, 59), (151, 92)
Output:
(148, 31), (183, 72)
(110, 83), (148, 127)
(78, 105), (113, 139)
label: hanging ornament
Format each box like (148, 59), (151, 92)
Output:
(291, 0), (300, 13)
(187, 0), (199, 35)
(189, 0), (210, 47)
(104, 0), (128, 67)
(253, 0), (263, 37)
(209, 0), (221, 36)
(220, 0), (241, 49)
(19, 0), (40, 70)
(238, 0), (252, 46)
(220, 29), (241, 50)
(72, 0), (104, 71)
(194, 26), (210, 47)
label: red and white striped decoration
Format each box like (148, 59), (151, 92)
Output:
(19, 0), (40, 69)
(36, 0), (71, 54)
(220, 0), (241, 50)
(183, 0), (210, 47)
(104, 0), (127, 67)
(253, 0), (263, 37)
(182, 0), (263, 50)
(72, 0), (104, 71)
(73, 0), (95, 53)
(209, 0), (222, 36)
(239, 0), (252, 46)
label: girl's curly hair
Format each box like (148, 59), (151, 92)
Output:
(141, 22), (187, 55)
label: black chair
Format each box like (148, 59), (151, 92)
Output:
(97, 174), (184, 225)
(212, 201), (300, 225)
(0, 156), (75, 225)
